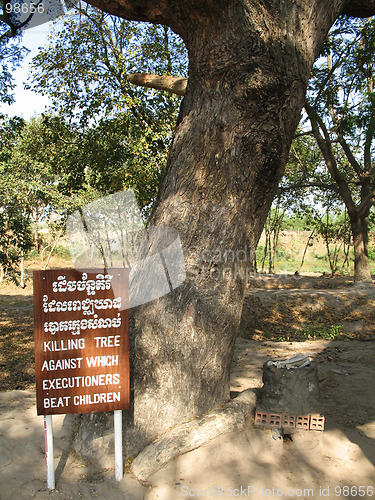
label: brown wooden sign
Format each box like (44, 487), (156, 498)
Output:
(34, 269), (129, 415)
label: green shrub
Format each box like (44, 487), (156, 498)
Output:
(301, 323), (343, 340)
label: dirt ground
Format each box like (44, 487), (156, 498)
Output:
(0, 275), (374, 499)
(240, 274), (375, 341)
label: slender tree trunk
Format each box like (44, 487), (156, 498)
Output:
(20, 252), (25, 288)
(341, 216), (351, 273)
(252, 251), (258, 274)
(34, 210), (40, 253)
(261, 228), (268, 273)
(43, 229), (63, 270)
(268, 226), (274, 274)
(350, 212), (373, 282)
(323, 209), (335, 275)
(305, 96), (374, 283)
(299, 228), (315, 273)
(270, 206), (286, 273)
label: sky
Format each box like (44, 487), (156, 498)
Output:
(0, 24), (52, 119)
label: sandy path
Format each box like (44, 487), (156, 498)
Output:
(0, 338), (374, 499)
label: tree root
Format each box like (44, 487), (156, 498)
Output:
(131, 388), (256, 482)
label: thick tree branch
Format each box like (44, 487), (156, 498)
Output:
(82, 0), (225, 37)
(81, 0), (375, 43)
(358, 190), (375, 218)
(82, 0), (173, 26)
(343, 0), (375, 17)
(128, 73), (187, 96)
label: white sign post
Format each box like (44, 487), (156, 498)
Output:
(114, 410), (123, 481)
(44, 415), (55, 490)
(43, 411), (123, 489)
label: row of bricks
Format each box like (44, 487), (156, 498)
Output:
(254, 410), (325, 431)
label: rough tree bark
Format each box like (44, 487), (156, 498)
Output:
(79, 0), (375, 455)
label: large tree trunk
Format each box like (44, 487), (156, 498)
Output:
(129, 2), (339, 448)
(350, 211), (373, 283)
(78, 0), (375, 457)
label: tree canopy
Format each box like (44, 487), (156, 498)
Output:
(28, 5), (188, 213)
(0, 0), (64, 104)
(28, 6), (187, 126)
(0, 34), (28, 104)
(0, 113), (100, 280)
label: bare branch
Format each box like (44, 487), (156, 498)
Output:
(294, 130), (313, 139)
(280, 181), (340, 193)
(0, 0), (44, 40)
(128, 73), (187, 96)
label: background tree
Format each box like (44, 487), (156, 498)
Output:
(0, 114), (101, 279)
(280, 133), (353, 275)
(29, 6), (187, 126)
(0, 115), (32, 284)
(302, 17), (375, 282)
(11, 114), (94, 228)
(0, 190), (33, 285)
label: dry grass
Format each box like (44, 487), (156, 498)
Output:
(258, 230), (375, 275)
(0, 253), (73, 391)
(0, 283), (35, 390)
